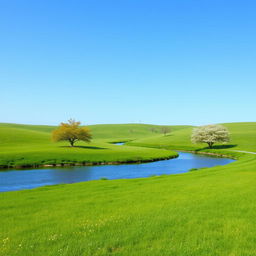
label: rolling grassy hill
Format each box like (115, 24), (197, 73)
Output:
(0, 123), (191, 168)
(127, 122), (256, 152)
(0, 122), (255, 256)
(0, 123), (192, 141)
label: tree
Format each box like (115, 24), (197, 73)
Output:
(52, 119), (92, 147)
(191, 124), (230, 148)
(161, 126), (171, 136)
(150, 127), (157, 133)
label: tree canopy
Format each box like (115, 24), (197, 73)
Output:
(161, 127), (171, 136)
(52, 119), (92, 147)
(191, 124), (230, 148)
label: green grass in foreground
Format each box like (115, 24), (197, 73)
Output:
(0, 122), (256, 255)
(1, 154), (256, 256)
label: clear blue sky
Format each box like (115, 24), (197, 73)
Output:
(1, 0), (255, 125)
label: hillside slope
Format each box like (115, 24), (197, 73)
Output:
(0, 123), (190, 168)
(128, 122), (256, 152)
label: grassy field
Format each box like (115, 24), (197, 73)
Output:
(0, 122), (256, 256)
(0, 123), (190, 168)
(127, 122), (256, 152)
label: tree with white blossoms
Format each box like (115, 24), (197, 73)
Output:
(191, 124), (230, 148)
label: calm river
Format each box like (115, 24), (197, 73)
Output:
(0, 151), (234, 192)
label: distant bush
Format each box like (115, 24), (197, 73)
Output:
(189, 168), (199, 172)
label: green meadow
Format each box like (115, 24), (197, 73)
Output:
(0, 123), (188, 168)
(127, 122), (256, 152)
(0, 122), (256, 256)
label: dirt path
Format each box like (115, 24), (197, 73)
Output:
(232, 150), (256, 155)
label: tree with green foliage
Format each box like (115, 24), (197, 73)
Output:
(161, 126), (171, 136)
(191, 124), (230, 148)
(52, 119), (92, 147)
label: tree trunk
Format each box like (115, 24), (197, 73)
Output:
(69, 139), (74, 147)
(207, 142), (214, 148)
